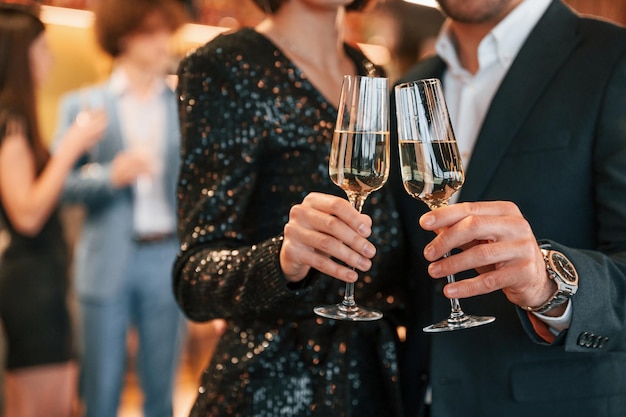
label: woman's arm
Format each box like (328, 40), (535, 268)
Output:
(0, 112), (106, 235)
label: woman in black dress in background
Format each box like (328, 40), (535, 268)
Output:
(174, 0), (409, 416)
(0, 2), (106, 416)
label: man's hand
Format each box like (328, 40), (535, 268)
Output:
(419, 201), (559, 312)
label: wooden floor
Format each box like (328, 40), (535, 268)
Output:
(118, 321), (223, 417)
(118, 362), (197, 417)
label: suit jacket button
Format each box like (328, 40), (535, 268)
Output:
(591, 335), (602, 348)
(577, 332), (592, 347)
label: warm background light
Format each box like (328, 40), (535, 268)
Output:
(402, 0), (439, 8)
(36, 5), (394, 142)
(37, 6), (231, 142)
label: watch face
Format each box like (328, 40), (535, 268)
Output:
(551, 252), (578, 283)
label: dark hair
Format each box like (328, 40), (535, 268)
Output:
(0, 1), (49, 173)
(94, 0), (187, 57)
(251, 0), (377, 14)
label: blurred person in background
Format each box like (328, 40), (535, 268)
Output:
(366, 1), (444, 82)
(53, 0), (186, 416)
(0, 2), (106, 416)
(173, 0), (411, 415)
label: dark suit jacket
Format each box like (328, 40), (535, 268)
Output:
(394, 1), (626, 416)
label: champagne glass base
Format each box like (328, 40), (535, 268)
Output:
(314, 304), (383, 321)
(423, 314), (495, 332)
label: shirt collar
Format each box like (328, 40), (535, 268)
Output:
(436, 0), (553, 76)
(108, 66), (168, 99)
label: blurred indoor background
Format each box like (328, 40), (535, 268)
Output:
(35, 0), (626, 142)
(2, 0), (625, 416)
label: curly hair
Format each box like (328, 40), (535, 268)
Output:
(93, 0), (187, 57)
(250, 0), (378, 14)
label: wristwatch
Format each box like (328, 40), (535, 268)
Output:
(522, 245), (579, 314)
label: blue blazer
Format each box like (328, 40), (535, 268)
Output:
(54, 80), (180, 301)
(395, 1), (626, 416)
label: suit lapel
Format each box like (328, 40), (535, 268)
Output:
(459, 0), (581, 201)
(101, 83), (126, 157)
(163, 88), (181, 206)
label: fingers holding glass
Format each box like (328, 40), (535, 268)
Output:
(395, 78), (495, 332)
(314, 75), (390, 322)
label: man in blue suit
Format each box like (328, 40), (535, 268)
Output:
(53, 1), (187, 416)
(394, 0), (626, 416)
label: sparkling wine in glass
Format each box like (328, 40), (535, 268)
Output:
(314, 75), (390, 321)
(395, 78), (495, 332)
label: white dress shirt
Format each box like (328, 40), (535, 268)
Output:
(109, 67), (176, 237)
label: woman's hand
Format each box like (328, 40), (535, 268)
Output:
(58, 109), (108, 160)
(280, 192), (376, 283)
(0, 110), (107, 236)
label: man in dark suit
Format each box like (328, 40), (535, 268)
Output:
(395, 0), (626, 416)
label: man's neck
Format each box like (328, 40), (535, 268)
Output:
(116, 60), (161, 99)
(448, 22), (494, 74)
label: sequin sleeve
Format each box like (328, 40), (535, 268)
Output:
(173, 41), (312, 322)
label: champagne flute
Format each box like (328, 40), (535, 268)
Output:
(395, 78), (495, 332)
(76, 88), (97, 127)
(314, 75), (390, 321)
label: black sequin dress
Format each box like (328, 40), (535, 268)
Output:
(174, 28), (409, 417)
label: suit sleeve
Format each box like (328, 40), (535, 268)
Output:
(521, 51), (626, 352)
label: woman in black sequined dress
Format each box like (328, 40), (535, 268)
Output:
(173, 0), (409, 415)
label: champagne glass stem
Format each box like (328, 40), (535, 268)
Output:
(340, 282), (356, 310)
(431, 202), (466, 319)
(444, 252), (466, 321)
(433, 202), (464, 319)
(348, 193), (366, 212)
(339, 193), (366, 311)
(423, 246), (495, 331)
(423, 201), (494, 330)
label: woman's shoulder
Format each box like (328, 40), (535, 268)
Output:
(344, 43), (385, 77)
(180, 27), (276, 71)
